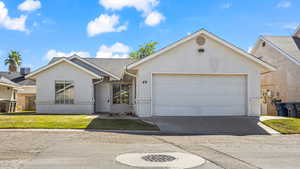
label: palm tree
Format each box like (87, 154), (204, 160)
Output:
(5, 51), (22, 72)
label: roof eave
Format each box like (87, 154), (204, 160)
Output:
(25, 58), (102, 79)
(127, 29), (276, 72)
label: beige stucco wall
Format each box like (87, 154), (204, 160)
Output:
(131, 34), (262, 117)
(16, 93), (36, 111)
(252, 40), (300, 114)
(0, 85), (15, 101)
(16, 86), (36, 112)
(253, 40), (300, 101)
(34, 61), (95, 114)
(18, 86), (36, 94)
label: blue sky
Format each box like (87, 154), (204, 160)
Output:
(0, 0), (299, 71)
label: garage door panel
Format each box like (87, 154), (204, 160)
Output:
(154, 106), (244, 116)
(153, 75), (246, 116)
(155, 95), (245, 105)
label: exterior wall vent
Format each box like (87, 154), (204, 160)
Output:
(196, 36), (206, 46)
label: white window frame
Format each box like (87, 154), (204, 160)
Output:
(55, 80), (75, 104)
(112, 83), (131, 104)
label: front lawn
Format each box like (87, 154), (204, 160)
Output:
(0, 115), (159, 130)
(262, 118), (300, 134)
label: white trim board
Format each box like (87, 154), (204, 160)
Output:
(127, 29), (276, 72)
(26, 58), (102, 79)
(0, 82), (19, 88)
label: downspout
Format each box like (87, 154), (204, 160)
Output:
(124, 67), (139, 117)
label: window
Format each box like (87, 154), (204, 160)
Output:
(13, 90), (16, 100)
(113, 84), (130, 104)
(55, 81), (74, 104)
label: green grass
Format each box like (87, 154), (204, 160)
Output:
(0, 115), (159, 130)
(262, 118), (300, 134)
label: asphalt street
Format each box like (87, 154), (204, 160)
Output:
(0, 131), (299, 169)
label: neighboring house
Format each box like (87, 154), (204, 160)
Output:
(251, 27), (300, 115)
(26, 29), (275, 116)
(0, 68), (36, 112)
(0, 76), (18, 112)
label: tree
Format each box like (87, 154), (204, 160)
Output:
(129, 41), (158, 59)
(5, 51), (22, 72)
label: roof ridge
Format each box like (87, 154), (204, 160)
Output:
(263, 35), (291, 38)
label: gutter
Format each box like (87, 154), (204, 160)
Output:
(124, 67), (137, 78)
(93, 77), (104, 85)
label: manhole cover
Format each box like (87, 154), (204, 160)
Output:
(116, 152), (206, 168)
(142, 154), (176, 162)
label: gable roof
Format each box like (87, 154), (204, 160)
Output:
(0, 75), (20, 88)
(264, 36), (300, 64)
(0, 72), (35, 86)
(252, 35), (300, 66)
(49, 56), (137, 79)
(126, 29), (276, 71)
(26, 58), (103, 79)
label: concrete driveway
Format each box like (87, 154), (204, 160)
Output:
(144, 116), (270, 135)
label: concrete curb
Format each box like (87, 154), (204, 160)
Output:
(257, 122), (281, 135)
(0, 128), (161, 134)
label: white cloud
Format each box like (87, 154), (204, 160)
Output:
(282, 23), (298, 30)
(87, 14), (127, 37)
(144, 11), (165, 26)
(96, 42), (130, 58)
(277, 1), (291, 8)
(99, 0), (158, 14)
(45, 50), (91, 61)
(221, 3), (232, 9)
(99, 0), (164, 27)
(248, 46), (253, 53)
(18, 0), (41, 12)
(33, 21), (38, 27)
(0, 1), (28, 32)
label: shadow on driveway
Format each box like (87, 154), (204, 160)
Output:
(141, 116), (270, 136)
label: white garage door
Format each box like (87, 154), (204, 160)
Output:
(152, 74), (247, 116)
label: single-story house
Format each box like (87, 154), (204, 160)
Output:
(0, 68), (36, 112)
(0, 76), (18, 112)
(26, 29), (275, 117)
(251, 26), (300, 115)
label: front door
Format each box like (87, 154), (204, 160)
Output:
(95, 83), (110, 112)
(25, 96), (36, 111)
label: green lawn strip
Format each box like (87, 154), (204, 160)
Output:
(0, 115), (159, 130)
(262, 118), (300, 134)
(0, 111), (36, 115)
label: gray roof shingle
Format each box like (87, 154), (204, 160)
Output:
(84, 58), (137, 78)
(0, 72), (36, 86)
(263, 36), (300, 63)
(0, 75), (19, 87)
(49, 57), (137, 78)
